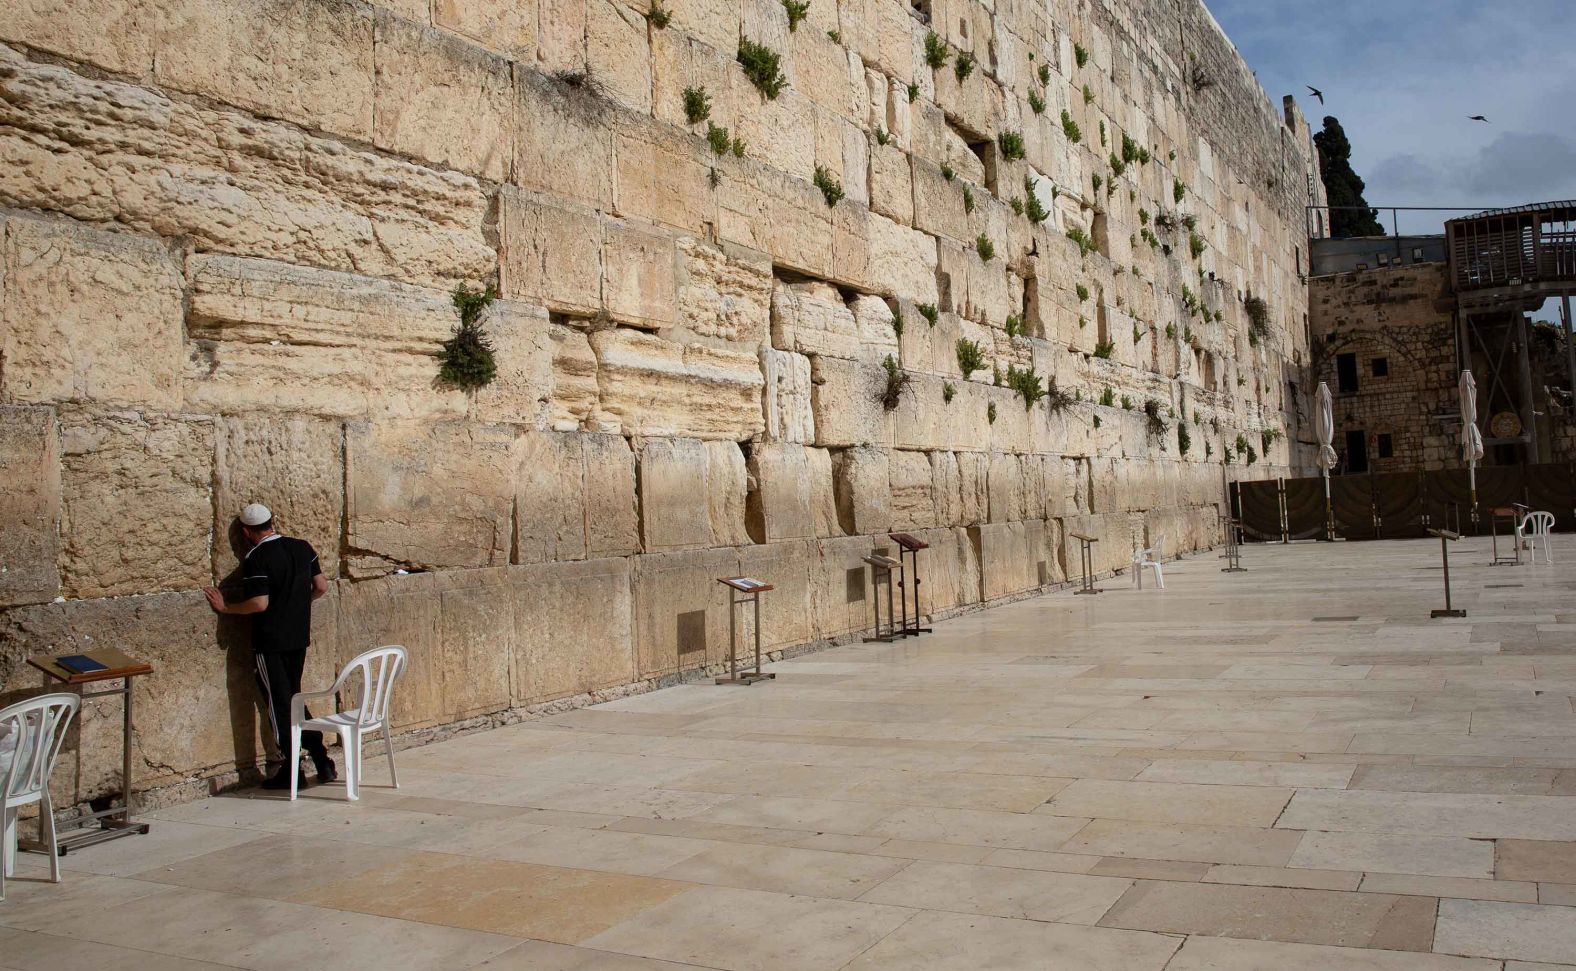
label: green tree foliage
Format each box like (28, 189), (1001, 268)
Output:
(439, 284), (499, 390)
(1313, 116), (1385, 237)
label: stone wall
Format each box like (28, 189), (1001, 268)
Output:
(0, 0), (1315, 805)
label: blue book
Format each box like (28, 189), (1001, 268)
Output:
(57, 654), (108, 675)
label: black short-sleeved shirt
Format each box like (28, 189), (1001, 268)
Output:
(241, 535), (323, 654)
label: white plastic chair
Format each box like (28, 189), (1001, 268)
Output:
(2, 693), (80, 900)
(1520, 511), (1555, 564)
(1131, 538), (1165, 590)
(290, 646), (407, 802)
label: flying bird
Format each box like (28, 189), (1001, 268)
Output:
(1306, 85), (1324, 104)
(1469, 115), (1489, 123)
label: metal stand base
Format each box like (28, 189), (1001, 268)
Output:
(28, 815), (150, 855)
(1430, 609), (1468, 618)
(715, 672), (777, 686)
(1071, 534), (1101, 595)
(1429, 528), (1464, 619)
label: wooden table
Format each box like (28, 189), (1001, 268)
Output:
(26, 648), (153, 853)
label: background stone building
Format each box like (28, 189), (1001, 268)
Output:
(1, 0), (1319, 807)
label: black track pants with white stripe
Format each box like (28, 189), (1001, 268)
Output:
(254, 648), (327, 766)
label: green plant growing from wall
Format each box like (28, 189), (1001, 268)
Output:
(1005, 364), (1046, 410)
(875, 126), (891, 146)
(1074, 43), (1089, 67)
(962, 183), (975, 212)
(1132, 324), (1142, 344)
(683, 86), (711, 124)
(890, 307), (905, 338)
(1038, 63), (1051, 86)
(732, 136), (746, 157)
(941, 162), (955, 181)
(1004, 313), (1023, 338)
(975, 234), (994, 261)
(812, 165), (843, 206)
(1094, 340), (1115, 359)
(1060, 110), (1082, 143)
(1244, 294), (1270, 342)
(1189, 232), (1206, 260)
(924, 32), (948, 69)
(708, 167), (721, 188)
(1139, 207), (1150, 225)
(955, 51), (975, 81)
(782, 0), (809, 31)
(942, 381), (956, 403)
(1045, 376), (1073, 413)
(1066, 227), (1094, 256)
(998, 129), (1026, 161)
(1098, 120), (1107, 146)
(1143, 398), (1166, 437)
(877, 354), (910, 410)
(1142, 227), (1159, 249)
(1109, 153), (1126, 177)
(907, 82), (920, 102)
(1177, 422), (1191, 455)
(1075, 283), (1090, 302)
(1165, 322), (1176, 339)
(1173, 178), (1187, 204)
(1245, 444), (1258, 465)
(1091, 173), (1103, 193)
(647, 1), (671, 28)
(1100, 386), (1115, 406)
(1025, 177), (1048, 223)
(827, 29), (840, 42)
(1222, 444), (1234, 463)
(1261, 426), (1282, 454)
(987, 400), (998, 424)
(992, 365), (1001, 386)
(1120, 394), (1133, 410)
(1028, 90), (1046, 114)
(918, 303), (939, 326)
(438, 283), (499, 390)
(706, 122), (731, 155)
(955, 337), (986, 378)
(1084, 85), (1096, 105)
(1010, 196), (1024, 217)
(738, 39), (787, 98)
(1079, 315), (1087, 329)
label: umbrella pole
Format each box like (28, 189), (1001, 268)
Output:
(1323, 469), (1332, 541)
(1469, 461), (1478, 529)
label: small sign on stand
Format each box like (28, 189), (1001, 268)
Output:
(863, 554), (903, 641)
(715, 577), (777, 685)
(889, 533), (933, 637)
(1428, 528), (1466, 618)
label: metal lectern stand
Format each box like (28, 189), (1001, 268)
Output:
(1070, 533), (1101, 595)
(1428, 528), (1466, 618)
(715, 577), (777, 685)
(863, 554), (903, 641)
(1221, 518), (1247, 573)
(889, 533), (932, 637)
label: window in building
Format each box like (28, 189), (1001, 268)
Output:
(1412, 247), (1425, 262)
(1377, 433), (1394, 459)
(1336, 352), (1359, 393)
(1345, 429), (1369, 473)
(1371, 357), (1389, 377)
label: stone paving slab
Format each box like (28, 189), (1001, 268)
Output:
(5, 537), (1576, 968)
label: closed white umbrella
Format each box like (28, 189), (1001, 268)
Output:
(1460, 370), (1484, 523)
(1315, 382), (1338, 539)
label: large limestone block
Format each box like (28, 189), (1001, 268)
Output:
(912, 157), (969, 242)
(889, 449), (936, 529)
(930, 450), (963, 527)
(213, 416), (343, 584)
(535, 0), (587, 73)
(746, 442), (836, 542)
(336, 572), (444, 730)
(850, 295), (901, 360)
(706, 440), (752, 547)
(515, 69), (615, 208)
(809, 355), (892, 447)
(809, 534), (879, 639)
(761, 347), (814, 443)
(832, 445), (890, 535)
(0, 405), (60, 607)
(602, 218), (678, 329)
(616, 125), (716, 237)
(749, 167), (834, 278)
(869, 141), (914, 224)
(772, 279), (860, 360)
(591, 329), (765, 440)
(631, 546), (738, 677)
(157, 0), (374, 141)
(973, 520), (1037, 601)
(664, 0), (739, 52)
(987, 452), (1025, 522)
(583, 433), (642, 558)
(345, 421), (516, 573)
(909, 525), (981, 616)
(184, 254), (468, 420)
(955, 451), (989, 524)
(512, 431), (637, 564)
(435, 0), (537, 59)
(676, 238), (771, 347)
(0, 49), (493, 289)
(512, 556), (635, 703)
(373, 13), (515, 181)
(736, 539), (815, 649)
(586, 0), (653, 113)
(549, 324), (602, 430)
(470, 299), (554, 426)
(638, 438), (716, 551)
(1, 218), (183, 410)
(867, 212), (940, 306)
(437, 572), (515, 719)
(499, 189), (603, 317)
(1, 0), (159, 77)
(59, 410), (213, 599)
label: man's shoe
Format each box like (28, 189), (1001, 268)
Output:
(312, 756), (338, 783)
(260, 768), (309, 791)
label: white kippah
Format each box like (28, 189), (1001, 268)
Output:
(239, 503), (273, 526)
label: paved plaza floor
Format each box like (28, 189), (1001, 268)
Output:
(5, 537), (1576, 970)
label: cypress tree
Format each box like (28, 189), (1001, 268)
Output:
(1314, 116), (1385, 238)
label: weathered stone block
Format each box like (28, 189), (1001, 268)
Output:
(1, 0), (160, 77)
(761, 347), (814, 443)
(2, 217), (183, 410)
(438, 575), (514, 719)
(616, 126), (716, 238)
(591, 329), (765, 440)
(345, 421), (516, 573)
(707, 440), (751, 547)
(213, 416), (343, 584)
(988, 452), (1025, 522)
(582, 433), (642, 558)
(512, 556), (635, 703)
(973, 520), (1039, 601)
(631, 546), (738, 677)
(746, 442), (836, 542)
(586, 0), (652, 113)
(469, 299), (554, 426)
(184, 254), (467, 420)
(0, 405), (60, 607)
(867, 212), (939, 305)
(373, 13), (514, 181)
(335, 571), (444, 730)
(535, 0), (587, 73)
(516, 69), (618, 210)
(736, 539), (815, 650)
(810, 355), (891, 447)
(602, 219), (678, 328)
(435, 0), (536, 58)
(498, 189), (603, 317)
(809, 534), (877, 639)
(639, 438), (716, 551)
(0, 50), (493, 289)
(156, 0), (374, 141)
(889, 449), (936, 529)
(676, 238), (771, 347)
(772, 279), (861, 360)
(868, 141), (914, 224)
(832, 444), (890, 535)
(59, 411), (213, 599)
(548, 324), (601, 430)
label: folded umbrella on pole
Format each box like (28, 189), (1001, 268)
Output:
(1315, 383), (1338, 539)
(1459, 371), (1483, 523)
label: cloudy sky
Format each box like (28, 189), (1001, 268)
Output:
(1209, 0), (1576, 236)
